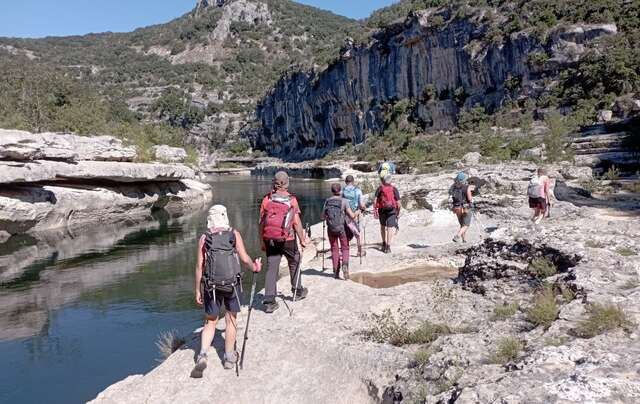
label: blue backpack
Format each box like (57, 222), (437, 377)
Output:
(342, 185), (358, 211)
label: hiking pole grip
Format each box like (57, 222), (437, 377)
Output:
(239, 272), (257, 370)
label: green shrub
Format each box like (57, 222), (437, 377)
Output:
(360, 309), (451, 346)
(543, 112), (572, 163)
(616, 247), (637, 256)
(526, 287), (559, 329)
(414, 348), (432, 366)
(489, 337), (524, 364)
(492, 302), (519, 321)
(602, 165), (621, 181)
(529, 257), (557, 279)
(573, 303), (634, 338)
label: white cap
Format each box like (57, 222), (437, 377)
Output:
(207, 205), (230, 229)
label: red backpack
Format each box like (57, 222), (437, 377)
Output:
(261, 192), (295, 241)
(377, 184), (398, 211)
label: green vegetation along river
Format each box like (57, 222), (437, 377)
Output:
(0, 176), (332, 404)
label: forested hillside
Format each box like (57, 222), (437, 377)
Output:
(0, 0), (362, 157)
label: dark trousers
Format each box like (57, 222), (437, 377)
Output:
(264, 239), (301, 303)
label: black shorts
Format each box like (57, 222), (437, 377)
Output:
(378, 207), (398, 228)
(203, 286), (241, 318)
(529, 197), (547, 210)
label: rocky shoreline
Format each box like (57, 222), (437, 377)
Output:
(0, 129), (213, 238)
(90, 162), (640, 403)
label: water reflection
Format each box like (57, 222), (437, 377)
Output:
(0, 177), (331, 404)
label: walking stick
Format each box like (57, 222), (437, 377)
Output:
(239, 272), (257, 370)
(321, 220), (326, 272)
(358, 216), (362, 266)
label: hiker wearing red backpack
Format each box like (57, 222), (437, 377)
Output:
(259, 171), (309, 313)
(374, 174), (401, 253)
(322, 183), (358, 280)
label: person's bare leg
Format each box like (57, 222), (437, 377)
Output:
(386, 226), (396, 247)
(380, 225), (386, 248)
(458, 225), (469, 239)
(200, 316), (218, 355)
(224, 312), (237, 354)
(531, 208), (540, 222)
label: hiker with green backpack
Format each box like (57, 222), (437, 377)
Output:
(374, 174), (401, 253)
(259, 171), (309, 313)
(322, 183), (358, 279)
(192, 205), (262, 377)
(342, 175), (367, 257)
(450, 171), (475, 243)
(527, 167), (552, 225)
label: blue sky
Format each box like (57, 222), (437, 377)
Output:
(0, 0), (397, 38)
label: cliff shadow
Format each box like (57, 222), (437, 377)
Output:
(555, 181), (640, 214)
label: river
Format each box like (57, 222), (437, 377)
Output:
(0, 177), (332, 404)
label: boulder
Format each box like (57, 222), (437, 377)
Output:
(0, 160), (196, 184)
(0, 129), (137, 162)
(560, 165), (593, 181)
(461, 152), (482, 165)
(519, 145), (545, 160)
(597, 110), (613, 123)
(612, 97), (640, 118)
(152, 145), (188, 163)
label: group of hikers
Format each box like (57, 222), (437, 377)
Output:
(191, 164), (553, 375)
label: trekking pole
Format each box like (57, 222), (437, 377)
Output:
(239, 272), (257, 370)
(321, 220), (326, 272)
(358, 216), (362, 266)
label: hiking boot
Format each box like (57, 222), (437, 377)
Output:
(452, 235), (461, 243)
(386, 245), (391, 254)
(191, 353), (207, 378)
(342, 263), (350, 280)
(223, 351), (238, 370)
(333, 269), (340, 279)
(264, 301), (279, 313)
(381, 242), (387, 252)
(291, 287), (308, 300)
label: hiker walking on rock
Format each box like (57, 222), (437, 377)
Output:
(450, 171), (475, 243)
(378, 156), (396, 179)
(193, 205), (261, 377)
(528, 167), (552, 225)
(322, 183), (358, 279)
(342, 175), (367, 257)
(374, 174), (401, 253)
(259, 171), (309, 313)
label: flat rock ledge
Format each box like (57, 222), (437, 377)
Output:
(91, 162), (639, 404)
(0, 130), (211, 237)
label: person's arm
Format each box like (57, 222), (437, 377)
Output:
(346, 206), (357, 220)
(544, 177), (551, 203)
(466, 185), (475, 206)
(195, 235), (206, 305)
(394, 187), (401, 216)
(357, 189), (366, 212)
(234, 230), (261, 272)
(291, 198), (307, 248)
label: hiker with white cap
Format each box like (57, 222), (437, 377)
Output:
(192, 205), (262, 378)
(259, 171), (309, 313)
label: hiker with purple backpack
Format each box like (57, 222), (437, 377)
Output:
(322, 183), (357, 280)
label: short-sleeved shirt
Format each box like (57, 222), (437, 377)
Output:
(260, 191), (301, 241)
(342, 185), (363, 211)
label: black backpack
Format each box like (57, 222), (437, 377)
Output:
(324, 198), (346, 236)
(202, 229), (241, 293)
(451, 184), (468, 207)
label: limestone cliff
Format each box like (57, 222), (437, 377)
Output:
(252, 8), (616, 160)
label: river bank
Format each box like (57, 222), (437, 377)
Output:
(0, 129), (213, 239)
(91, 162), (640, 403)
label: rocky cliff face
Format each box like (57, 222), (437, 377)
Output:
(252, 8), (616, 160)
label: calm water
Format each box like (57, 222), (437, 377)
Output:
(0, 177), (331, 404)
